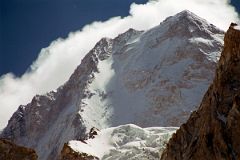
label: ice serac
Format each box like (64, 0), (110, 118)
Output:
(161, 23), (240, 160)
(61, 124), (177, 160)
(1, 10), (224, 159)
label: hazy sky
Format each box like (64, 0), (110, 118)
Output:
(0, 0), (239, 129)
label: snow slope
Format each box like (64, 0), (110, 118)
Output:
(84, 10), (224, 127)
(1, 10), (224, 160)
(67, 124), (177, 160)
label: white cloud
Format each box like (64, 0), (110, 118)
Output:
(0, 0), (239, 129)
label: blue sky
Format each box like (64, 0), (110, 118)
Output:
(232, 0), (240, 12)
(0, 0), (148, 76)
(0, 0), (239, 76)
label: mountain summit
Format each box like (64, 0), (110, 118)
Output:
(161, 24), (240, 160)
(1, 10), (224, 159)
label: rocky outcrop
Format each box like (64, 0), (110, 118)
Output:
(0, 138), (37, 160)
(60, 127), (101, 160)
(61, 143), (99, 160)
(161, 23), (240, 160)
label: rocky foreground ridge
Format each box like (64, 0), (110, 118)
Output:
(61, 143), (99, 160)
(0, 138), (37, 160)
(161, 23), (240, 160)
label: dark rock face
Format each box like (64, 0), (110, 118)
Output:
(0, 138), (38, 160)
(60, 143), (99, 160)
(161, 24), (240, 160)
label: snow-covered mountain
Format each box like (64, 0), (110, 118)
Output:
(1, 10), (224, 159)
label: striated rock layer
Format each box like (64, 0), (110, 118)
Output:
(161, 23), (240, 160)
(0, 138), (38, 160)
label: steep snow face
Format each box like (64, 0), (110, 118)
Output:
(80, 44), (115, 130)
(1, 10), (224, 160)
(78, 10), (224, 128)
(68, 124), (177, 160)
(102, 10), (224, 127)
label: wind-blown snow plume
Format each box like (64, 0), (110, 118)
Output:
(0, 0), (239, 129)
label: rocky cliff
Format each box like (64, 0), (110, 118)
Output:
(161, 23), (240, 160)
(0, 138), (37, 160)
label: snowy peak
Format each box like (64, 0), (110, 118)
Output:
(154, 10), (224, 39)
(174, 10), (205, 22)
(1, 11), (225, 160)
(114, 28), (142, 44)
